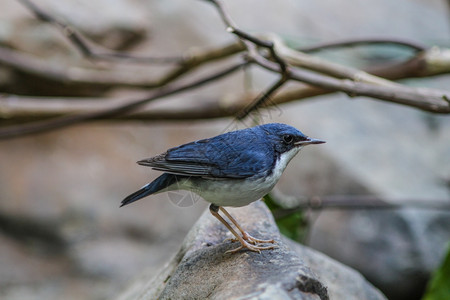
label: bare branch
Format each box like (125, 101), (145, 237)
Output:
(236, 75), (289, 120)
(269, 190), (450, 219)
(0, 84), (319, 123)
(205, 0), (449, 117)
(1, 0), (449, 139)
(0, 46), (155, 89)
(17, 0), (183, 64)
(0, 42), (244, 90)
(206, 0), (293, 118)
(265, 33), (400, 87)
(206, 0), (288, 73)
(299, 37), (427, 53)
(0, 61), (247, 139)
(271, 195), (450, 219)
(2, 70), (449, 130)
(369, 47), (450, 79)
(255, 56), (450, 113)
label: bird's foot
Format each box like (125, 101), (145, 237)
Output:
(225, 239), (278, 254)
(225, 231), (276, 245)
(242, 231), (276, 245)
(210, 205), (277, 254)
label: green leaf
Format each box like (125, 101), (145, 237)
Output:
(264, 194), (308, 242)
(422, 243), (450, 300)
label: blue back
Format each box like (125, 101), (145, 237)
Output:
(164, 126), (275, 178)
(143, 123), (306, 179)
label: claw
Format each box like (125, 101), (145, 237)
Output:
(225, 240), (277, 254)
(209, 204), (278, 254)
(223, 237), (238, 243)
(224, 233), (276, 245)
(242, 231), (276, 245)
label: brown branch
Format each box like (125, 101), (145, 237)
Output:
(0, 84), (323, 124)
(368, 47), (450, 79)
(0, 61), (247, 139)
(206, 0), (294, 118)
(254, 56), (450, 113)
(206, 0), (288, 73)
(265, 33), (400, 87)
(2, 45), (450, 126)
(299, 37), (427, 53)
(0, 84), (322, 124)
(236, 75), (289, 120)
(0, 42), (244, 90)
(269, 190), (450, 219)
(271, 195), (450, 220)
(1, 43), (449, 127)
(0, 46), (154, 89)
(206, 0), (449, 116)
(18, 0), (183, 64)
(1, 0), (449, 139)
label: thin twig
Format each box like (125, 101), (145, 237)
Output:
(251, 48), (450, 113)
(271, 195), (450, 220)
(299, 37), (427, 53)
(206, 0), (449, 116)
(18, 0), (183, 64)
(0, 42), (244, 90)
(206, 0), (291, 118)
(231, 28), (288, 73)
(2, 0), (448, 138)
(236, 75), (289, 120)
(0, 85), (320, 123)
(207, 0), (288, 73)
(0, 61), (248, 139)
(368, 47), (450, 79)
(3, 44), (450, 123)
(263, 33), (400, 87)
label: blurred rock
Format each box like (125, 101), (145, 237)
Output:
(118, 201), (386, 300)
(307, 208), (450, 300)
(0, 123), (211, 300)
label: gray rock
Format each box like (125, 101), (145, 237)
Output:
(308, 208), (450, 300)
(117, 201), (386, 300)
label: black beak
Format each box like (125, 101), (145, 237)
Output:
(295, 137), (326, 146)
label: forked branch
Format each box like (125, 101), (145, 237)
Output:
(0, 0), (449, 140)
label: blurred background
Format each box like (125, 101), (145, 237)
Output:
(0, 0), (449, 299)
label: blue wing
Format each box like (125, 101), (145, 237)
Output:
(138, 128), (275, 179)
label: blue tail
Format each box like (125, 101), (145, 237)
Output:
(120, 173), (179, 207)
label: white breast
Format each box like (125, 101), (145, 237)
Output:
(178, 146), (302, 207)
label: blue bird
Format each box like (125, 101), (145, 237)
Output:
(121, 123), (325, 253)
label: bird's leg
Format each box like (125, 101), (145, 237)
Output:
(209, 204), (276, 254)
(219, 206), (276, 245)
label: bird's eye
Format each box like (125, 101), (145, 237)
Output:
(283, 134), (293, 144)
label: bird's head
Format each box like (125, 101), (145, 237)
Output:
(258, 123), (325, 155)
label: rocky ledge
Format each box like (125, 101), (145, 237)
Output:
(117, 201), (386, 300)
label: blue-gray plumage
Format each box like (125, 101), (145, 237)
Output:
(121, 123), (324, 253)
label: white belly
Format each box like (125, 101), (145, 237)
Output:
(187, 176), (278, 207)
(176, 146), (301, 207)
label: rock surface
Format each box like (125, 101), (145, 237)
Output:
(308, 208), (450, 300)
(117, 201), (386, 300)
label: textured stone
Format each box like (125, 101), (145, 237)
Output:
(118, 201), (386, 300)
